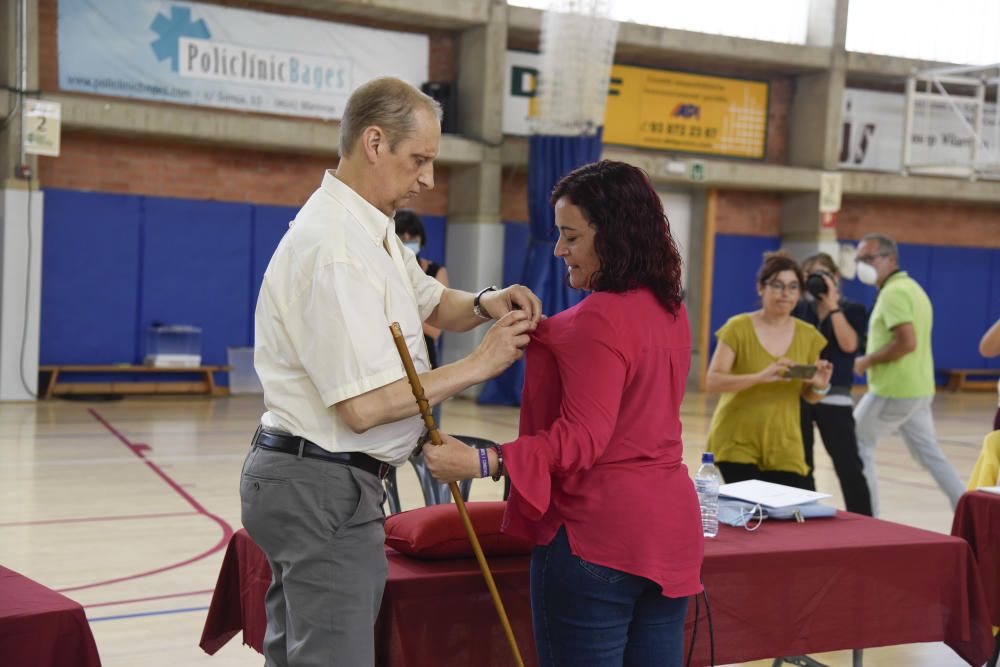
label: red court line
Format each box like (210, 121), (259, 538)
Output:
(85, 588), (215, 609)
(55, 409), (235, 594)
(0, 511), (197, 528)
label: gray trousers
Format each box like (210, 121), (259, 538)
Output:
(854, 393), (965, 516)
(240, 446), (387, 667)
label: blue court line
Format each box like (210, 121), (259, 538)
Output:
(88, 606), (209, 622)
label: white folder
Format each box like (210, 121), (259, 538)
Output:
(719, 479), (832, 509)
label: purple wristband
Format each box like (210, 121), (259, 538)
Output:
(478, 448), (490, 479)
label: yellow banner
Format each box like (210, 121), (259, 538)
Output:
(604, 64), (769, 159)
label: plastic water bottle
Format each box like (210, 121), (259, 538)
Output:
(695, 452), (721, 538)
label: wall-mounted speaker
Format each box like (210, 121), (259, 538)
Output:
(421, 81), (457, 134)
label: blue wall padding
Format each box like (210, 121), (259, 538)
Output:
(40, 190), (455, 388)
(926, 246), (992, 374)
(503, 221), (531, 286)
(420, 215), (446, 267)
(41, 190), (143, 364)
(41, 192), (1000, 388)
(140, 198), (255, 366)
(709, 234), (781, 348)
(990, 251), (1000, 370)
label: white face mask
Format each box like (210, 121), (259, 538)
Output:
(402, 241), (421, 256)
(856, 261), (878, 285)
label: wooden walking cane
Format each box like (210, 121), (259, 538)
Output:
(389, 322), (525, 667)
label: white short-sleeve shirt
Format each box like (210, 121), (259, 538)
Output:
(254, 171), (446, 466)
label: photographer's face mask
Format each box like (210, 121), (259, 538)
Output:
(717, 500), (765, 531)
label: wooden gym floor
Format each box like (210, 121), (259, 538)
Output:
(0, 389), (994, 667)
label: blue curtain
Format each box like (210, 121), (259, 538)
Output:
(478, 132), (603, 406)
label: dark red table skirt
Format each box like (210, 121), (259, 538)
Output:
(952, 490), (1000, 626)
(0, 566), (102, 667)
(201, 512), (994, 666)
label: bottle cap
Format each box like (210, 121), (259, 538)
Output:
(701, 452), (714, 464)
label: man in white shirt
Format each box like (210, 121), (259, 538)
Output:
(241, 77), (541, 667)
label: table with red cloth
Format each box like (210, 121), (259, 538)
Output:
(201, 512), (994, 666)
(0, 565), (102, 667)
(952, 491), (1000, 626)
(952, 490), (1000, 666)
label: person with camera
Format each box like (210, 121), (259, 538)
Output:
(793, 253), (873, 515)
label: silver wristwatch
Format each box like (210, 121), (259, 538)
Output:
(473, 285), (498, 320)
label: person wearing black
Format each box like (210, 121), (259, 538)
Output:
(794, 252), (873, 515)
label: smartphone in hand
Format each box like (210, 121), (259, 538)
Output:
(783, 364), (817, 380)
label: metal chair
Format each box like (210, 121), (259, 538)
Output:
(383, 434), (510, 514)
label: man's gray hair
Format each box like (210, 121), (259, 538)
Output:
(860, 233), (899, 260)
(338, 77), (442, 158)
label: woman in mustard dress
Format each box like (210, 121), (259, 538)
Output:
(705, 251), (833, 489)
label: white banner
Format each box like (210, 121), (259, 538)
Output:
(839, 88), (998, 175)
(503, 51), (540, 137)
(58, 0), (429, 120)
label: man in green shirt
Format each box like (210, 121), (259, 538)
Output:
(852, 233), (964, 515)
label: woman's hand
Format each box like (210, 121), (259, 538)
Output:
(756, 358), (793, 384)
(808, 360), (834, 388)
(422, 433), (481, 484)
(818, 274), (841, 311)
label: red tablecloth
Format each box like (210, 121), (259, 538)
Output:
(201, 512), (994, 666)
(0, 566), (102, 667)
(952, 490), (1000, 626)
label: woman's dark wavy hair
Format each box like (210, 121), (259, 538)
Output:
(550, 160), (683, 315)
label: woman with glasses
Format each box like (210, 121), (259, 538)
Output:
(705, 251), (833, 489)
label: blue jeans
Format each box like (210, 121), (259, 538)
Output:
(530, 526), (689, 667)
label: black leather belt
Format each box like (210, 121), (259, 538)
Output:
(252, 429), (391, 480)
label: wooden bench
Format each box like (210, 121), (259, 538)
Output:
(943, 368), (1000, 392)
(38, 365), (231, 399)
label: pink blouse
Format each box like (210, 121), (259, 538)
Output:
(502, 288), (704, 598)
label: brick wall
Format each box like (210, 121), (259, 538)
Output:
(715, 190), (782, 236)
(37, 0), (454, 213)
(501, 167), (530, 222)
(838, 197), (1000, 249)
(39, 132), (450, 214)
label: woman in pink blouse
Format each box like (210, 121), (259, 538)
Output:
(426, 161), (703, 667)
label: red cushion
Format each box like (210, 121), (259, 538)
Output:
(384, 501), (534, 559)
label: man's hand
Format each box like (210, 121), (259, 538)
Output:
(468, 310), (535, 382)
(853, 355), (871, 376)
(422, 433), (481, 483)
(480, 284), (543, 324)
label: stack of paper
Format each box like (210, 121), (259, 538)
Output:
(719, 479), (832, 509)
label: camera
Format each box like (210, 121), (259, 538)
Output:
(805, 271), (831, 299)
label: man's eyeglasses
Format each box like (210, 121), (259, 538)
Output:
(856, 252), (889, 263)
(765, 281), (800, 294)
